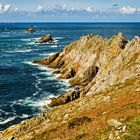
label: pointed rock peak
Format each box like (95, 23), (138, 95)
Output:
(117, 32), (125, 38)
(132, 36), (140, 42)
(110, 32), (128, 49)
(112, 32), (127, 42)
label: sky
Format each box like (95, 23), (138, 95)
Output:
(0, 0), (140, 22)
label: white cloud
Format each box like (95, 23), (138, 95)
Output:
(53, 4), (75, 12)
(14, 8), (19, 12)
(37, 5), (44, 12)
(86, 6), (95, 13)
(137, 8), (140, 12)
(119, 6), (137, 14)
(0, 3), (11, 13)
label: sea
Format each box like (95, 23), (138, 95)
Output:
(0, 22), (140, 130)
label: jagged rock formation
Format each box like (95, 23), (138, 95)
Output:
(35, 34), (54, 44)
(33, 32), (140, 107)
(1, 33), (140, 140)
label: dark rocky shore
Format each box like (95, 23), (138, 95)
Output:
(1, 33), (140, 140)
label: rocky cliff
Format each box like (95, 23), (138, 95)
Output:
(34, 32), (139, 107)
(1, 33), (140, 140)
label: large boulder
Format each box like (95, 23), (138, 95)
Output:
(36, 34), (54, 44)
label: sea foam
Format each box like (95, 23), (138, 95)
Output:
(0, 116), (16, 125)
(4, 49), (32, 53)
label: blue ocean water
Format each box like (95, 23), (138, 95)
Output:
(0, 22), (140, 130)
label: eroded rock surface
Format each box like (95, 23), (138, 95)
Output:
(33, 32), (140, 106)
(2, 33), (140, 140)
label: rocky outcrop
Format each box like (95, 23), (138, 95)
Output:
(48, 90), (80, 107)
(2, 33), (140, 140)
(36, 34), (54, 44)
(33, 32), (140, 106)
(33, 53), (59, 65)
(27, 26), (35, 32)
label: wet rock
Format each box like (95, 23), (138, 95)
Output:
(36, 34), (54, 44)
(33, 53), (59, 65)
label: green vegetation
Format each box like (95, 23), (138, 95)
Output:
(68, 116), (92, 129)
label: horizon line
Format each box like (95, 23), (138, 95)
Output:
(0, 21), (140, 24)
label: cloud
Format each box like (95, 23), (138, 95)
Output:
(37, 5), (44, 12)
(119, 6), (137, 14)
(0, 2), (140, 22)
(86, 7), (96, 13)
(14, 8), (19, 12)
(53, 4), (75, 12)
(0, 3), (11, 13)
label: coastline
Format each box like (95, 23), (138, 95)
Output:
(1, 32), (140, 140)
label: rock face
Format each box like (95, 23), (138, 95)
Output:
(33, 32), (140, 106)
(36, 34), (54, 44)
(48, 90), (80, 107)
(2, 33), (140, 140)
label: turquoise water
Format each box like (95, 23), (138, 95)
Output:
(0, 22), (140, 130)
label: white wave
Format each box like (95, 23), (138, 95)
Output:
(33, 74), (42, 95)
(39, 53), (50, 56)
(35, 100), (51, 107)
(33, 91), (39, 96)
(14, 49), (32, 53)
(54, 37), (64, 39)
(51, 45), (58, 48)
(0, 109), (5, 113)
(23, 61), (38, 66)
(20, 114), (29, 119)
(39, 52), (57, 56)
(20, 38), (31, 42)
(27, 42), (35, 45)
(37, 66), (50, 71)
(0, 116), (16, 125)
(18, 94), (57, 108)
(4, 49), (32, 53)
(32, 94), (57, 107)
(0, 35), (10, 37)
(45, 76), (56, 80)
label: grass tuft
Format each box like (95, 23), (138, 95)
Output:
(68, 116), (92, 129)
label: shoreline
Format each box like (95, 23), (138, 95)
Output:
(1, 32), (140, 140)
(24, 60), (72, 108)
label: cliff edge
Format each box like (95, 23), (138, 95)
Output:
(1, 33), (140, 140)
